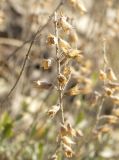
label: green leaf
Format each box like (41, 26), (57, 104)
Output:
(76, 112), (84, 124)
(37, 143), (43, 160)
(0, 112), (13, 139)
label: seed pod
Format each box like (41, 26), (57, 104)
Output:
(41, 59), (52, 70)
(76, 129), (84, 137)
(65, 49), (83, 59)
(67, 123), (76, 137)
(63, 66), (71, 78)
(61, 136), (75, 145)
(34, 80), (53, 89)
(103, 86), (113, 96)
(57, 16), (72, 32)
(58, 74), (67, 86)
(47, 105), (60, 118)
(62, 143), (74, 158)
(106, 68), (117, 81)
(97, 125), (111, 133)
(60, 124), (68, 137)
(59, 38), (71, 52)
(99, 70), (107, 81)
(65, 85), (80, 96)
(47, 34), (57, 45)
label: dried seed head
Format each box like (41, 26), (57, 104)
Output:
(106, 68), (117, 81)
(64, 149), (74, 158)
(57, 16), (72, 32)
(63, 66), (71, 78)
(97, 125), (112, 133)
(65, 83), (92, 96)
(34, 80), (53, 89)
(99, 70), (107, 81)
(76, 129), (84, 137)
(67, 123), (76, 137)
(47, 34), (57, 45)
(58, 74), (67, 86)
(60, 124), (68, 137)
(61, 136), (75, 145)
(59, 38), (71, 52)
(41, 59), (52, 70)
(62, 143), (74, 158)
(103, 86), (113, 96)
(65, 49), (83, 59)
(47, 105), (60, 118)
(65, 85), (80, 96)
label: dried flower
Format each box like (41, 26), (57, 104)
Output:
(97, 125), (112, 133)
(47, 34), (57, 45)
(103, 86), (113, 96)
(60, 124), (68, 137)
(57, 16), (72, 32)
(99, 70), (107, 81)
(64, 49), (83, 59)
(63, 66), (71, 78)
(106, 68), (117, 81)
(65, 85), (80, 96)
(61, 136), (75, 145)
(67, 123), (76, 137)
(41, 59), (52, 70)
(58, 74), (67, 86)
(76, 129), (84, 137)
(47, 105), (60, 118)
(59, 38), (71, 52)
(62, 143), (74, 158)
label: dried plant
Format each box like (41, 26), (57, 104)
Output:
(0, 0), (119, 160)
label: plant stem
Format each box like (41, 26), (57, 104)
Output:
(54, 12), (64, 124)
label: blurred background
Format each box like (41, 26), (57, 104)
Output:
(0, 0), (119, 159)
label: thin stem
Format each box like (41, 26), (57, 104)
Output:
(95, 39), (107, 128)
(54, 12), (64, 124)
